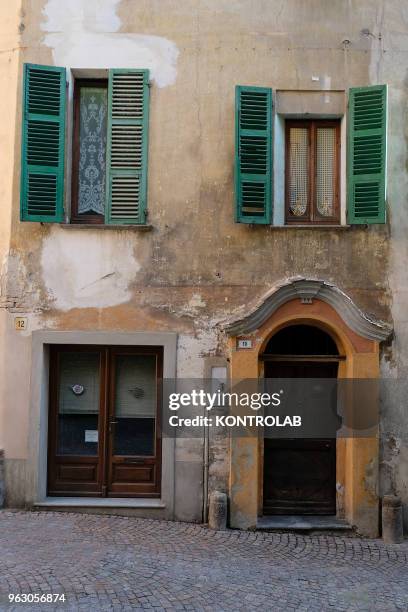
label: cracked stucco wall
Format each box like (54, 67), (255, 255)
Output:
(0, 0), (407, 524)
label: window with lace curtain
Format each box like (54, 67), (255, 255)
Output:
(71, 80), (108, 223)
(285, 120), (340, 224)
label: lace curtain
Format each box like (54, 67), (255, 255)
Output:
(289, 127), (309, 217)
(78, 87), (107, 215)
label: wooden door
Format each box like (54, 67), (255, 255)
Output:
(48, 345), (162, 497)
(107, 347), (162, 497)
(263, 361), (337, 515)
(48, 346), (107, 495)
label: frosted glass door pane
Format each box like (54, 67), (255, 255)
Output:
(57, 352), (100, 456)
(113, 355), (157, 456)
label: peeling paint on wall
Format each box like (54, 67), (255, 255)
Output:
(182, 293), (207, 316)
(177, 329), (219, 377)
(40, 227), (140, 311)
(0, 251), (40, 311)
(41, 0), (179, 87)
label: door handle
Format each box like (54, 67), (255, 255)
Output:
(109, 420), (118, 433)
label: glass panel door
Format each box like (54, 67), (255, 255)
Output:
(48, 348), (106, 496)
(108, 349), (162, 497)
(48, 345), (162, 498)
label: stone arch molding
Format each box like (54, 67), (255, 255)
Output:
(225, 278), (392, 342)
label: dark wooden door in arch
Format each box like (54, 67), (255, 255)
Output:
(262, 325), (340, 515)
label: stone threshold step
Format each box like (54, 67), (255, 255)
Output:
(257, 515), (353, 531)
(34, 497), (166, 509)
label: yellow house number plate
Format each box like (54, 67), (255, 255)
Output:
(14, 317), (28, 331)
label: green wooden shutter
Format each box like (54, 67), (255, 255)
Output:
(20, 64), (66, 223)
(106, 69), (149, 225)
(235, 86), (272, 224)
(347, 85), (387, 224)
(21, 63), (66, 222)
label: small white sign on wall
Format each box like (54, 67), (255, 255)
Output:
(237, 339), (252, 349)
(85, 430), (98, 443)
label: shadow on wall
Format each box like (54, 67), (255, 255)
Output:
(0, 450), (4, 507)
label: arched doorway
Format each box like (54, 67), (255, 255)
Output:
(262, 324), (342, 516)
(226, 279), (391, 536)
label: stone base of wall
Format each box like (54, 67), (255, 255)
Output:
(3, 458), (26, 508)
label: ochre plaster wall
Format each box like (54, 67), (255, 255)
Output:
(228, 299), (380, 537)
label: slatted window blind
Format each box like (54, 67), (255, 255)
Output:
(106, 69), (150, 225)
(21, 64), (66, 222)
(235, 86), (272, 224)
(347, 85), (387, 224)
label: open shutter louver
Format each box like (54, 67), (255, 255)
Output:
(347, 85), (387, 224)
(106, 69), (149, 224)
(235, 86), (272, 224)
(21, 64), (66, 222)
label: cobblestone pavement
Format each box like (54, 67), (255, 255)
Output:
(1, 512), (408, 611)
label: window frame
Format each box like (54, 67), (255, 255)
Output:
(71, 78), (108, 225)
(285, 119), (341, 225)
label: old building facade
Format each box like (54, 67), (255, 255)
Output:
(0, 0), (407, 538)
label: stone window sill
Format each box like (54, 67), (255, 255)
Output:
(272, 225), (351, 230)
(59, 223), (153, 231)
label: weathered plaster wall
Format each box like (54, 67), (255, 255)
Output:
(0, 0), (407, 525)
(0, 0), (26, 506)
(366, 2), (408, 529)
(43, 0), (179, 88)
(41, 227), (141, 310)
